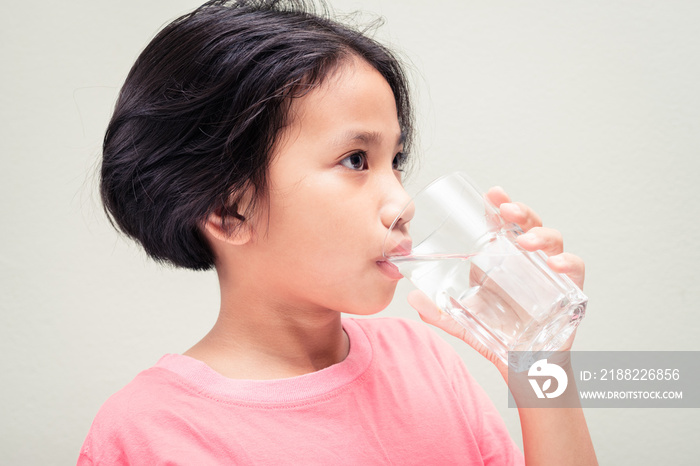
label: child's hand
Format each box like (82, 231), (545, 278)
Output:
(407, 186), (585, 376)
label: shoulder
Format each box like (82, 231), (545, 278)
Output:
(79, 365), (192, 463)
(349, 316), (438, 341)
(349, 317), (459, 359)
(349, 317), (493, 403)
(352, 318), (523, 463)
(348, 317), (466, 379)
(95, 366), (188, 421)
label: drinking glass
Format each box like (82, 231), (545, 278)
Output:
(383, 172), (587, 370)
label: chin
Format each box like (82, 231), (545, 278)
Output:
(342, 286), (398, 316)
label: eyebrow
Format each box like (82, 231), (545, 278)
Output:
(334, 130), (405, 148)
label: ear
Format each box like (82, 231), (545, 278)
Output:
(202, 208), (253, 246)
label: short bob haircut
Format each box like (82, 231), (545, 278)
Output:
(101, 0), (414, 271)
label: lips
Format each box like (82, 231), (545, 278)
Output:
(376, 236), (411, 280)
(376, 259), (404, 280)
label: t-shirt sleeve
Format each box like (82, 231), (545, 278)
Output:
(76, 447), (94, 466)
(418, 324), (525, 466)
(450, 356), (525, 465)
(76, 369), (182, 465)
(76, 408), (132, 466)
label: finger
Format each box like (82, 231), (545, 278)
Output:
(485, 186), (511, 208)
(407, 289), (507, 371)
(547, 252), (586, 289)
(499, 202), (543, 231)
(516, 227), (564, 256)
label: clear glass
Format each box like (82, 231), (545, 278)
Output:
(384, 173), (587, 371)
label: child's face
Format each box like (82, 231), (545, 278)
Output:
(247, 56), (411, 315)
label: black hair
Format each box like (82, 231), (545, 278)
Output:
(100, 0), (414, 270)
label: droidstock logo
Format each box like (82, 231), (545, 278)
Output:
(528, 359), (568, 399)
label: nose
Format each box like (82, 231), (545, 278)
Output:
(379, 175), (414, 232)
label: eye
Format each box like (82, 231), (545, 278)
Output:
(340, 151), (368, 171)
(393, 152), (407, 171)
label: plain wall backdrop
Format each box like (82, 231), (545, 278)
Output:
(2, 0), (699, 464)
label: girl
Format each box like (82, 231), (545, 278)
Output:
(80, 0), (596, 464)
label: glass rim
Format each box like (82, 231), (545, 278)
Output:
(383, 171), (484, 258)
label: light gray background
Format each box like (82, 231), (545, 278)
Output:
(2, 0), (698, 464)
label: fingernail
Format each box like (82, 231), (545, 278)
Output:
(503, 203), (521, 216)
(549, 255), (566, 268)
(519, 233), (537, 243)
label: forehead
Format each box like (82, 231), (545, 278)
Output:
(275, 56), (403, 153)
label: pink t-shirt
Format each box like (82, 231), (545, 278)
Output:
(78, 318), (524, 465)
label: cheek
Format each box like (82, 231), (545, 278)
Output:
(271, 182), (368, 246)
(259, 198), (397, 314)
(266, 192), (374, 283)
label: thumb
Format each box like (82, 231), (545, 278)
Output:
(407, 289), (468, 342)
(407, 289), (507, 373)
(407, 289), (442, 324)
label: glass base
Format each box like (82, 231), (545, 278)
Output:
(443, 296), (587, 372)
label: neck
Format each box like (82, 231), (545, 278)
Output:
(184, 268), (350, 380)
